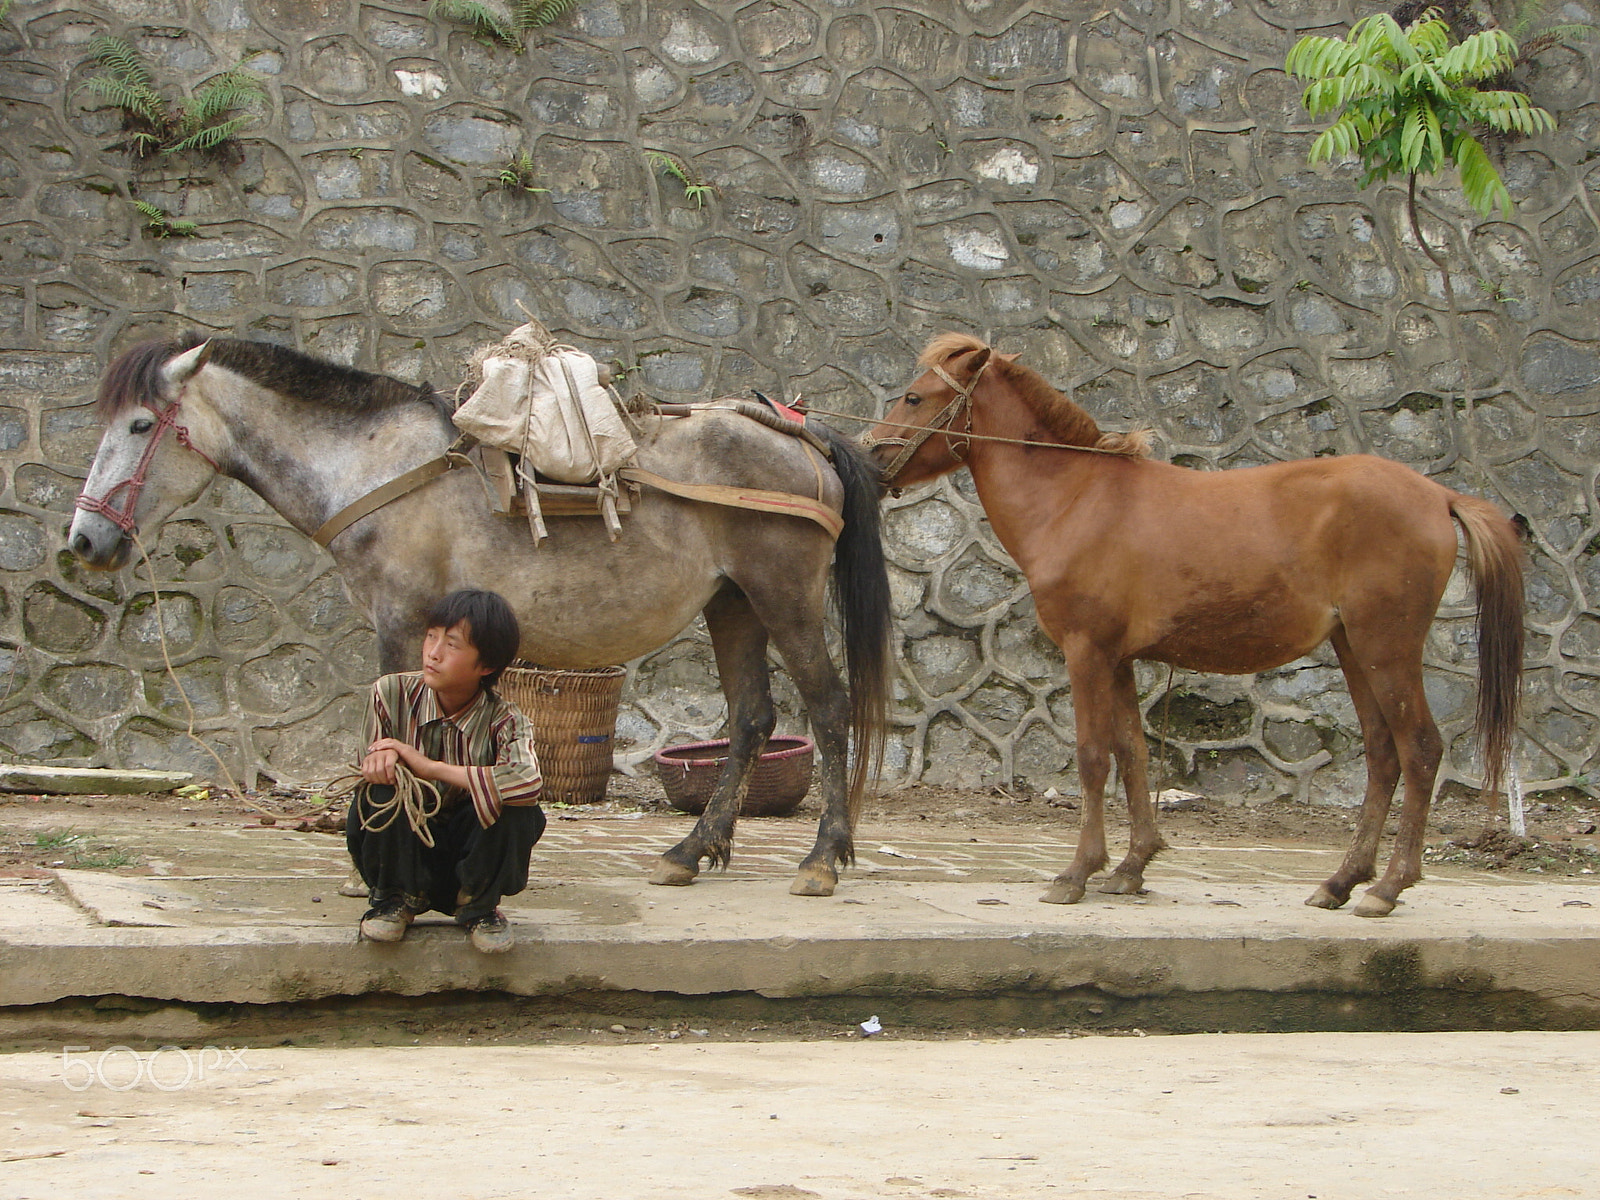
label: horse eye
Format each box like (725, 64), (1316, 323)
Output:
(130, 417), (154, 435)
(902, 393), (921, 407)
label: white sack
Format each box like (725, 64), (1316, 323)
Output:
(454, 330), (635, 484)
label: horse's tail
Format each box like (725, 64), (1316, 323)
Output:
(1450, 493), (1525, 801)
(817, 424), (892, 840)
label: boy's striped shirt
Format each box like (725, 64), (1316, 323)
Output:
(365, 672), (542, 827)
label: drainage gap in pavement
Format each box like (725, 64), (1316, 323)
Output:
(3, 983), (1598, 1050)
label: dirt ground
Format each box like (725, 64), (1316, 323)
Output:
(4, 771), (1598, 880)
(2, 1032), (1597, 1200)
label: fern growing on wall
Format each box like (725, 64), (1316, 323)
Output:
(648, 151), (717, 209)
(78, 37), (263, 160)
(132, 199), (198, 238)
(428, 0), (579, 52)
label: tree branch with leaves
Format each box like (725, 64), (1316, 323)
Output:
(1286, 8), (1558, 464)
(1287, 11), (1555, 218)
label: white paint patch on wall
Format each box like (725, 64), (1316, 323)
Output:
(944, 228), (1010, 270)
(662, 17), (722, 64)
(393, 69), (445, 99)
(973, 146), (1039, 185)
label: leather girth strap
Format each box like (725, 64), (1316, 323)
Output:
(312, 456), (845, 549)
(619, 467), (844, 540)
(313, 456), (454, 549)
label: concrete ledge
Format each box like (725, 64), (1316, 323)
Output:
(5, 878), (1600, 1025)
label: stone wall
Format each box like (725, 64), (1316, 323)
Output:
(0, 0), (1596, 801)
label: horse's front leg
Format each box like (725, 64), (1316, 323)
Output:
(1042, 656), (1114, 904)
(650, 590), (774, 887)
(1100, 660), (1167, 895)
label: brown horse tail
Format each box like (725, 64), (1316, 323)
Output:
(816, 424), (892, 849)
(1451, 493), (1525, 801)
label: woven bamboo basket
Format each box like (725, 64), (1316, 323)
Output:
(500, 663), (627, 804)
(653, 735), (814, 817)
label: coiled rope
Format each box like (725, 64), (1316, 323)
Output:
(323, 765), (445, 847)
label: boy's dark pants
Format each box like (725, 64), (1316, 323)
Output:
(346, 786), (546, 924)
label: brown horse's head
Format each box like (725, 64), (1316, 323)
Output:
(865, 333), (996, 491)
(866, 332), (1154, 491)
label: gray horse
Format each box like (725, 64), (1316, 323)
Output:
(68, 333), (891, 896)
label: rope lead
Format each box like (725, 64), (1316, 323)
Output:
(325, 765), (444, 847)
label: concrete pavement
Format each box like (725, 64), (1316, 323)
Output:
(3, 804), (1599, 1030)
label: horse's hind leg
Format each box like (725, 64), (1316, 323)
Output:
(1305, 628), (1400, 909)
(1100, 660), (1167, 895)
(737, 585), (854, 897)
(649, 588), (775, 887)
(768, 622), (854, 897)
(1353, 656), (1442, 918)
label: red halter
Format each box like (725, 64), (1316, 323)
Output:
(75, 396), (221, 535)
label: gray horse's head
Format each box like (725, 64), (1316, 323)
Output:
(69, 334), (224, 570)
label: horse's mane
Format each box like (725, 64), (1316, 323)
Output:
(96, 331), (208, 419)
(918, 332), (1152, 458)
(97, 333), (447, 419)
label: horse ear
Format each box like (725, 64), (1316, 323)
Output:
(162, 341), (212, 390)
(1000, 351), (1020, 363)
(965, 346), (992, 376)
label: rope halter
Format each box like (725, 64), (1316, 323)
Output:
(868, 355), (991, 487)
(75, 383), (221, 536)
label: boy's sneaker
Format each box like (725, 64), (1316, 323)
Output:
(359, 899), (415, 943)
(467, 909), (513, 954)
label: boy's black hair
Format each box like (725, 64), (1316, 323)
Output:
(424, 589), (521, 689)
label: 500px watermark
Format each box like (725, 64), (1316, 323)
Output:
(61, 1045), (253, 1091)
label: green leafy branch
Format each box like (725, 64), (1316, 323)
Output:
(428, 0), (578, 52)
(78, 37), (264, 161)
(497, 150), (549, 193)
(1286, 7), (1562, 470)
(133, 199), (199, 238)
(648, 150), (716, 208)
(1286, 10), (1555, 218)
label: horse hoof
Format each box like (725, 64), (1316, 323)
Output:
(1097, 873), (1142, 896)
(1040, 882), (1085, 905)
(1303, 885), (1348, 910)
(649, 859), (698, 887)
(1353, 892), (1397, 918)
(789, 869), (837, 897)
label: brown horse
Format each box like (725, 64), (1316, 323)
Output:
(867, 333), (1523, 917)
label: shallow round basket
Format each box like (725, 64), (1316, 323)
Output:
(653, 735), (815, 818)
(500, 663), (627, 805)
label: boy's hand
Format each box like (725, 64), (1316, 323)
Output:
(360, 744), (400, 784)
(363, 739), (473, 793)
(364, 738), (433, 783)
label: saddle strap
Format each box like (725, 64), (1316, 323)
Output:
(313, 456), (455, 548)
(619, 467), (844, 540)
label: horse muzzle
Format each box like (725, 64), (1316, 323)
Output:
(67, 513), (132, 571)
(860, 435), (910, 498)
